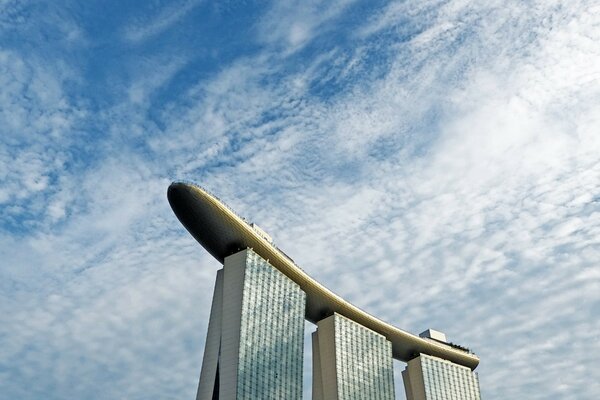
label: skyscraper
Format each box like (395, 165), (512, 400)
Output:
(196, 249), (306, 400)
(402, 353), (481, 400)
(167, 181), (481, 399)
(312, 313), (395, 399)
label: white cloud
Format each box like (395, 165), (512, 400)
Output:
(256, 0), (357, 54)
(123, 0), (203, 43)
(126, 57), (187, 105)
(0, 50), (82, 225)
(1, 1), (600, 399)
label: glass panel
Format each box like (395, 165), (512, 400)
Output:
(236, 250), (306, 400)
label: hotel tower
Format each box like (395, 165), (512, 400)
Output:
(168, 182), (482, 400)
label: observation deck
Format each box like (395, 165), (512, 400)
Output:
(168, 181), (479, 370)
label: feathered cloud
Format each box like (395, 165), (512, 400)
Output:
(123, 0), (203, 43)
(1, 1), (599, 399)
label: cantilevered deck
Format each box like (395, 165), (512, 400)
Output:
(168, 181), (479, 370)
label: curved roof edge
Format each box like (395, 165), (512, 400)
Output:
(167, 181), (480, 370)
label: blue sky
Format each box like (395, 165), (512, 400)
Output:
(1, 0), (599, 399)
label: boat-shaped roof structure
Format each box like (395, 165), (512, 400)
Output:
(168, 181), (479, 370)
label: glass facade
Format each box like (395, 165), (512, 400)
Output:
(403, 354), (481, 400)
(314, 313), (395, 400)
(236, 250), (306, 400)
(333, 315), (395, 400)
(196, 248), (480, 400)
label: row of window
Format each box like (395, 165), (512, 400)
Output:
(421, 354), (481, 400)
(333, 314), (396, 400)
(236, 251), (306, 400)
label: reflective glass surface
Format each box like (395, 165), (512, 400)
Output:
(420, 354), (481, 400)
(236, 250), (306, 399)
(334, 314), (395, 400)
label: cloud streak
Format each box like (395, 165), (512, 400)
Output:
(123, 0), (203, 43)
(1, 1), (599, 399)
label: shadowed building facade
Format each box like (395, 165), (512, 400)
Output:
(167, 182), (481, 400)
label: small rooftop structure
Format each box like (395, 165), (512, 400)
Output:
(419, 329), (447, 343)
